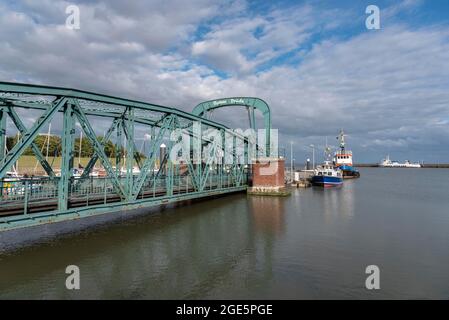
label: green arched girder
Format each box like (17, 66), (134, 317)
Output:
(192, 97), (271, 157)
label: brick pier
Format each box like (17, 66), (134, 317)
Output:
(247, 158), (290, 196)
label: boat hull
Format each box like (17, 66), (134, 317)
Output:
(311, 175), (343, 187)
(338, 165), (360, 179)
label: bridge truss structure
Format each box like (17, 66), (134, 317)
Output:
(192, 97), (271, 157)
(0, 82), (255, 231)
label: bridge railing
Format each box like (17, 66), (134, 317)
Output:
(0, 165), (250, 219)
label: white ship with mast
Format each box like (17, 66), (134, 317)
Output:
(379, 155), (422, 168)
(333, 129), (360, 178)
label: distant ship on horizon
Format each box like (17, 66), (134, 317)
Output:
(379, 155), (422, 168)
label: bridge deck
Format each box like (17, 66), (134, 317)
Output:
(0, 174), (248, 231)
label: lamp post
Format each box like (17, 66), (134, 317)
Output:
(309, 144), (315, 169)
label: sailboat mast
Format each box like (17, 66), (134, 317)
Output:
(46, 123), (51, 161)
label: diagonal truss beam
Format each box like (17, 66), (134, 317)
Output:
(6, 106), (55, 178)
(121, 116), (142, 170)
(72, 100), (126, 199)
(80, 117), (120, 179)
(132, 115), (174, 199)
(0, 98), (67, 179)
(171, 116), (200, 191)
(199, 138), (219, 191)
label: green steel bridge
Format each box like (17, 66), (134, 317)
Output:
(0, 82), (272, 232)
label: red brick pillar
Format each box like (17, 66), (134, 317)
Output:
(248, 158), (289, 196)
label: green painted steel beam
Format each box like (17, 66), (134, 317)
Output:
(165, 117), (176, 197)
(0, 97), (67, 179)
(192, 97), (271, 157)
(174, 114), (199, 192)
(58, 102), (75, 211)
(125, 107), (134, 199)
(0, 108), (6, 162)
(132, 115), (174, 199)
(72, 100), (126, 199)
(199, 130), (220, 191)
(80, 117), (121, 179)
(0, 98), (163, 128)
(0, 82), (253, 230)
(0, 96), (249, 145)
(115, 120), (123, 177)
(5, 106), (56, 178)
(0, 81), (232, 131)
(121, 115), (142, 170)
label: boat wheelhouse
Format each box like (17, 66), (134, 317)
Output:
(311, 161), (343, 187)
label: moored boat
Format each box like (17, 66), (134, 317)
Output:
(311, 161), (343, 187)
(334, 129), (360, 178)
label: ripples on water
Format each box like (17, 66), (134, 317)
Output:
(1, 168), (449, 299)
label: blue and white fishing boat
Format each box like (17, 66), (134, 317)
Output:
(311, 160), (343, 187)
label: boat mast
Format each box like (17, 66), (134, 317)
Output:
(324, 137), (332, 161)
(337, 129), (346, 154)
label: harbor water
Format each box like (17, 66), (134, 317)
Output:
(1, 168), (449, 299)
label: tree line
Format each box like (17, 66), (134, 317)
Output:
(6, 135), (143, 158)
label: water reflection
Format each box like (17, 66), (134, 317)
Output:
(340, 180), (355, 218)
(248, 196), (286, 236)
(0, 194), (281, 299)
(315, 182), (355, 221)
(3, 169), (449, 299)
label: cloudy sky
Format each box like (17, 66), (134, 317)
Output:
(1, 0), (448, 163)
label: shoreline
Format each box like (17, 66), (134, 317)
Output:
(354, 164), (449, 168)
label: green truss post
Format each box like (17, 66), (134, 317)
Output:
(58, 101), (75, 211)
(122, 117), (142, 170)
(165, 117), (177, 196)
(116, 121), (122, 177)
(196, 122), (202, 190)
(125, 107), (134, 200)
(0, 107), (6, 162)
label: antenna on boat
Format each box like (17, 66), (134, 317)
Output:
(337, 129), (346, 152)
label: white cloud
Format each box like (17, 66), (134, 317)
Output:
(191, 4), (342, 74)
(0, 0), (449, 162)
